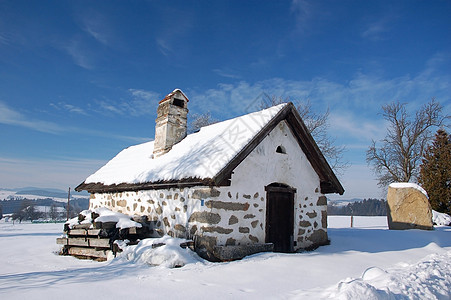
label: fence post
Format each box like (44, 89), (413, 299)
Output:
(66, 187), (71, 221)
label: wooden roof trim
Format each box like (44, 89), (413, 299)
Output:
(75, 177), (214, 194)
(284, 107), (344, 195)
(213, 102), (344, 195)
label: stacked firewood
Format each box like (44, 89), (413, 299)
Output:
(57, 212), (155, 261)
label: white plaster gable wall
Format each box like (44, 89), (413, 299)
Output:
(231, 120), (320, 190)
(223, 120), (326, 249)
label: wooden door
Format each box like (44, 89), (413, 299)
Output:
(265, 186), (295, 252)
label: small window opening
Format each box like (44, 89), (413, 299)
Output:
(276, 145), (286, 154)
(173, 98), (185, 108)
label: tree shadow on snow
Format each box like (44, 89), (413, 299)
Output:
(0, 261), (143, 292)
(0, 232), (61, 238)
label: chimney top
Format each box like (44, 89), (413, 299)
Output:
(159, 88), (189, 104)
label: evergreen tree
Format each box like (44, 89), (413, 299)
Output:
(418, 129), (451, 214)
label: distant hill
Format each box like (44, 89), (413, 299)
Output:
(0, 187), (89, 200)
(328, 198), (363, 207)
(328, 198), (387, 216)
(0, 198), (89, 214)
(0, 187), (90, 215)
(16, 189), (70, 198)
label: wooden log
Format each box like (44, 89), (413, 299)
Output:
(120, 226), (149, 237)
(56, 237), (68, 245)
(68, 247), (111, 260)
(88, 238), (111, 248)
(87, 229), (102, 236)
(72, 223), (91, 229)
(67, 237), (89, 247)
(68, 229), (87, 236)
(93, 221), (117, 229)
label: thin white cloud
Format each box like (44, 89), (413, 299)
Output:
(83, 22), (108, 45)
(126, 89), (160, 116)
(93, 89), (160, 117)
(156, 38), (172, 57)
(329, 112), (387, 142)
(0, 156), (107, 190)
(50, 102), (88, 115)
(290, 0), (315, 34)
(154, 7), (194, 58)
(213, 68), (242, 79)
(96, 100), (124, 115)
(0, 32), (10, 45)
(0, 101), (63, 134)
(79, 12), (111, 46)
(190, 54), (450, 121)
(362, 21), (389, 40)
(129, 89), (157, 101)
(1, 100), (148, 142)
(63, 38), (93, 69)
(361, 13), (396, 41)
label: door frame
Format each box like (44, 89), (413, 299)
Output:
(265, 183), (296, 252)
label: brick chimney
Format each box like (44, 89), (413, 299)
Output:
(153, 89), (189, 158)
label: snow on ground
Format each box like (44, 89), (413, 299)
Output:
(433, 210), (451, 226)
(115, 236), (202, 268)
(0, 216), (449, 299)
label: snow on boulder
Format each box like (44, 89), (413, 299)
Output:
(387, 182), (433, 230)
(432, 210), (451, 226)
(389, 182), (428, 198)
(115, 236), (205, 268)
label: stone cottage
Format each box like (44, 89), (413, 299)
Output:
(75, 89), (344, 261)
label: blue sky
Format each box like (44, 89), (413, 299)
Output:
(0, 0), (449, 199)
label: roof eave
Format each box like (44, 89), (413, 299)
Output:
(75, 178), (215, 194)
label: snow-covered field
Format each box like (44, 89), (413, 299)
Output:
(0, 216), (449, 299)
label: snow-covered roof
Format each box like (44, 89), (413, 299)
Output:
(76, 103), (344, 194)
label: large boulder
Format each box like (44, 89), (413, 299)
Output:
(387, 183), (433, 230)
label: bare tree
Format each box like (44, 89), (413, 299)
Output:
(260, 94), (348, 174)
(366, 98), (448, 187)
(49, 204), (59, 221)
(188, 111), (218, 133)
(12, 200), (41, 222)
